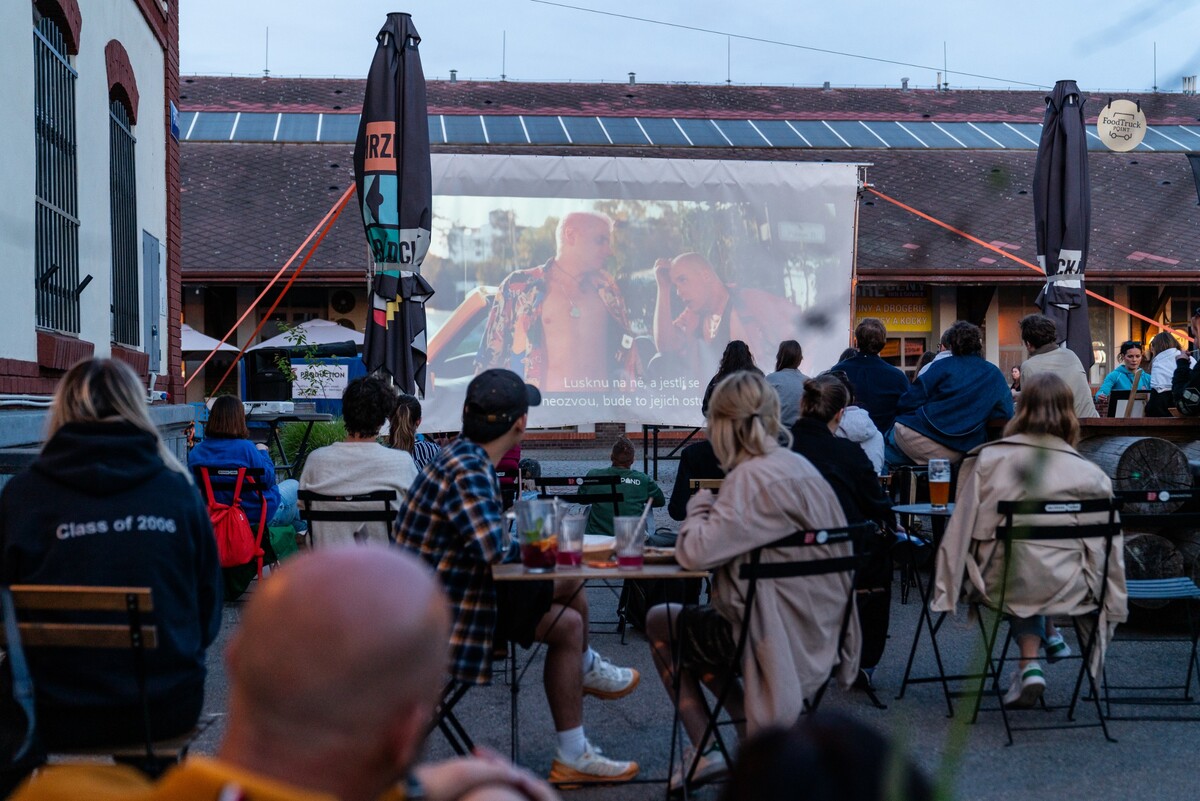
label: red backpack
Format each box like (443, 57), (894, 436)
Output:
(200, 467), (267, 577)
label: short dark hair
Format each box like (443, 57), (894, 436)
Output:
(837, 347), (860, 362)
(341, 376), (397, 438)
(1019, 314), (1058, 349)
(945, 320), (983, 356)
(774, 340), (803, 372)
(611, 436), (635, 466)
(206, 395), (249, 439)
(854, 318), (887, 355)
(1118, 339), (1143, 357)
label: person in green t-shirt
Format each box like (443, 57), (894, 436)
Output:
(580, 437), (666, 537)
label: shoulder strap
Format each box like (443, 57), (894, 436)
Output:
(1, 587), (38, 762)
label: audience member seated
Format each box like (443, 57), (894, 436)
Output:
(765, 339), (808, 428)
(886, 321), (1013, 468)
(300, 376), (417, 547)
(1094, 339), (1151, 405)
(931, 373), (1128, 708)
(667, 439), (725, 523)
(397, 369), (640, 784)
(829, 318), (911, 434)
(1015, 313), (1097, 419)
(390, 392), (442, 470)
(1146, 331), (1191, 417)
(827, 372), (885, 475)
(701, 340), (763, 416)
(579, 437), (665, 537)
(12, 547), (556, 801)
(791, 375), (894, 691)
(0, 359), (221, 755)
(189, 394), (303, 533)
(645, 372), (856, 788)
(719, 712), (933, 801)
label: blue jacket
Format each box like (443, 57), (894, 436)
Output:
(187, 437), (280, 526)
(895, 354), (1013, 453)
(1095, 364), (1150, 397)
(829, 354), (912, 434)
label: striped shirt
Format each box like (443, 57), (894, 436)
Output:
(410, 437), (442, 471)
(395, 437), (505, 685)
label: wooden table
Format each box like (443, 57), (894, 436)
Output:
(491, 560), (708, 769)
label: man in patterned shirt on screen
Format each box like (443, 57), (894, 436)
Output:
(396, 368), (640, 784)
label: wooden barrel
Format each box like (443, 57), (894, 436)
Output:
(1162, 528), (1200, 591)
(1075, 436), (1190, 514)
(1124, 532), (1184, 609)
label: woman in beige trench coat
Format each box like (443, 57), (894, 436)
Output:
(931, 373), (1127, 708)
(645, 371), (855, 789)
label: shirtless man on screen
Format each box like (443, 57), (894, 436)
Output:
(475, 212), (635, 392)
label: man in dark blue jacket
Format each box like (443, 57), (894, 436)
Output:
(829, 318), (911, 435)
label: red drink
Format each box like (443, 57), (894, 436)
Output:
(557, 550), (583, 567)
(521, 543), (557, 573)
(929, 480), (950, 509)
(617, 554), (644, 570)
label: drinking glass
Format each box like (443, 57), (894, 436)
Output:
(557, 515), (587, 567)
(928, 459), (952, 511)
(613, 516), (645, 570)
(514, 499), (557, 573)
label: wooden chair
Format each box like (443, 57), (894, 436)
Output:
(3, 585), (213, 776)
(687, 478), (724, 492)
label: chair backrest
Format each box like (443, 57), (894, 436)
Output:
(534, 474), (623, 516)
(297, 489), (400, 546)
(192, 466), (269, 530)
(735, 521), (876, 711)
(688, 478), (724, 492)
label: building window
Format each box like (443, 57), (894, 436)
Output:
(110, 99), (139, 345)
(34, 15), (81, 333)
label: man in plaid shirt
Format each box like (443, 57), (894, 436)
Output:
(397, 369), (640, 784)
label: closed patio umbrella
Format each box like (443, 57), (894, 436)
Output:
(1033, 79), (1094, 371)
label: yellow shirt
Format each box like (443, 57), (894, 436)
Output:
(12, 757), (406, 801)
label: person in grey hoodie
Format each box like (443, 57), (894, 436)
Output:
(825, 370), (885, 474)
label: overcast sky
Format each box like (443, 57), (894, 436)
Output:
(180, 0), (1200, 93)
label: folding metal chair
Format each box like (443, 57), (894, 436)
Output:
(970, 497), (1122, 745)
(193, 465), (270, 576)
(670, 521), (874, 796)
(296, 489), (399, 546)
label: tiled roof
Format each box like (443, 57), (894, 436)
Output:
(181, 141), (1200, 282)
(179, 76), (1200, 124)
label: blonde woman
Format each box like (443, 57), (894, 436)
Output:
(644, 371), (856, 789)
(932, 373), (1128, 708)
(0, 359), (221, 753)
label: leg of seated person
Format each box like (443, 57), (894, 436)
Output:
(534, 603), (584, 732)
(646, 603), (712, 747)
(553, 579), (588, 653)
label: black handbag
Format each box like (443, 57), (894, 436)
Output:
(1, 587), (45, 795)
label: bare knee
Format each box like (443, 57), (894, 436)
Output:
(539, 606), (583, 649)
(646, 603), (679, 642)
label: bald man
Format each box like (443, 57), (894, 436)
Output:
(14, 547), (556, 801)
(474, 212), (636, 392)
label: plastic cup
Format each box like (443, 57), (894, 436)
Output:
(515, 499), (557, 573)
(614, 516), (645, 570)
(557, 515), (587, 567)
(928, 459), (951, 511)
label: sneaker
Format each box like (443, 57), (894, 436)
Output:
(582, 653), (640, 699)
(669, 744), (729, 792)
(1003, 662), (1046, 709)
(549, 741), (639, 784)
(1044, 633), (1072, 664)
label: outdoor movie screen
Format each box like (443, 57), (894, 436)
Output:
(420, 154), (860, 430)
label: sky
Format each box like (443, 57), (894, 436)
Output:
(180, 0), (1200, 93)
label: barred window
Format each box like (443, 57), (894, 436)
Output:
(34, 15), (81, 333)
(110, 99), (139, 345)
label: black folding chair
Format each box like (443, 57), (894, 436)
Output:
(970, 497), (1122, 745)
(671, 521), (874, 795)
(296, 489), (400, 546)
(1098, 488), (1200, 720)
(193, 466), (270, 577)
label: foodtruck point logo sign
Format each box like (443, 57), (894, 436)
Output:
(1097, 99), (1147, 152)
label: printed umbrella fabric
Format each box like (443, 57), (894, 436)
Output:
(353, 13), (434, 394)
(1033, 79), (1094, 371)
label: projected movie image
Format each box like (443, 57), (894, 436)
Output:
(421, 155), (858, 429)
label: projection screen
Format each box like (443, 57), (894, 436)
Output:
(421, 154), (861, 430)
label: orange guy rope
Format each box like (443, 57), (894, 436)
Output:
(865, 186), (1192, 344)
(184, 184), (357, 388)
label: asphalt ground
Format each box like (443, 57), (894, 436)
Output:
(193, 446), (1200, 800)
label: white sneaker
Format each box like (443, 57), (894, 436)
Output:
(1003, 662), (1046, 709)
(549, 740), (639, 784)
(670, 744), (729, 792)
(582, 652), (640, 699)
(1044, 633), (1072, 664)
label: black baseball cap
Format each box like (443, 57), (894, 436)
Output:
(463, 369), (541, 426)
